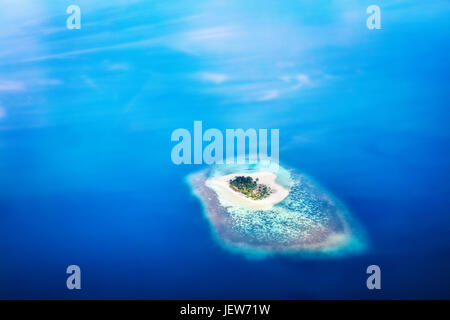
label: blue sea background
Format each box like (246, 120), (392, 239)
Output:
(0, 1), (449, 299)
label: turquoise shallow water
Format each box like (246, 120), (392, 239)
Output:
(188, 162), (366, 258)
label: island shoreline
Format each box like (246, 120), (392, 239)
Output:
(206, 171), (290, 210)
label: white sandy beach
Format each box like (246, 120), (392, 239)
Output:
(205, 171), (290, 210)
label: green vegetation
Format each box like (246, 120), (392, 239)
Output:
(229, 176), (272, 200)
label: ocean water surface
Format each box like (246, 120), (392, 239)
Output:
(0, 1), (449, 299)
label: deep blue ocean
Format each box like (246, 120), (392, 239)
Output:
(0, 1), (449, 299)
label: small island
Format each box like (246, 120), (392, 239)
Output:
(205, 171), (289, 210)
(189, 164), (362, 255)
(229, 176), (272, 200)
